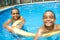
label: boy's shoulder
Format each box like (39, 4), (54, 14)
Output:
(55, 24), (60, 29)
(38, 26), (46, 32)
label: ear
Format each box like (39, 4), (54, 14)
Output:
(11, 14), (12, 16)
(11, 14), (13, 16)
(54, 18), (56, 22)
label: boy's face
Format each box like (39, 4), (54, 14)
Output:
(11, 9), (19, 20)
(43, 12), (55, 27)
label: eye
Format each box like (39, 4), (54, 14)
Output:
(50, 16), (54, 19)
(43, 16), (47, 19)
(12, 13), (19, 15)
(16, 12), (19, 14)
(12, 13), (15, 15)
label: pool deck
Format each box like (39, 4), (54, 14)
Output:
(0, 6), (12, 12)
(0, 1), (59, 12)
(0, 4), (19, 12)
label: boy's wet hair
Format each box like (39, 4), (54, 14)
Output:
(11, 8), (20, 14)
(43, 10), (56, 19)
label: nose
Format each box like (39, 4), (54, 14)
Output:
(47, 17), (50, 21)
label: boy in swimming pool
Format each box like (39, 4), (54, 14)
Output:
(3, 8), (25, 39)
(34, 10), (60, 40)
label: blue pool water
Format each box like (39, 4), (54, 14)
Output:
(0, 2), (60, 40)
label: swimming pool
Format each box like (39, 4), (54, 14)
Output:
(0, 1), (60, 40)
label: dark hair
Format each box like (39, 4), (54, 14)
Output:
(11, 8), (20, 14)
(43, 10), (56, 19)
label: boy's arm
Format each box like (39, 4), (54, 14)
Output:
(3, 19), (14, 32)
(34, 28), (43, 40)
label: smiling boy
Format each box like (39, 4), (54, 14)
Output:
(34, 10), (60, 40)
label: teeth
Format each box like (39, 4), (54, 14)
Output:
(46, 23), (51, 24)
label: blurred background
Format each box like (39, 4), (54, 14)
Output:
(0, 0), (60, 9)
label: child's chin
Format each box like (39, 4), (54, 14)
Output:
(45, 24), (52, 27)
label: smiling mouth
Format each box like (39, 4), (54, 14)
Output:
(45, 22), (53, 26)
(46, 22), (51, 24)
